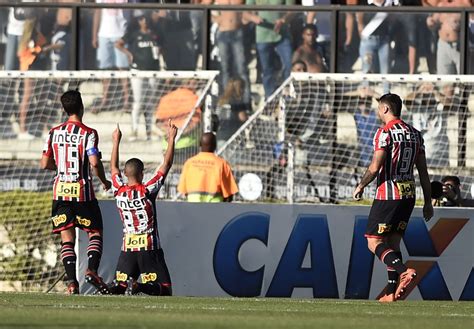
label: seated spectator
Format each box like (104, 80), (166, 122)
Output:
(116, 10), (161, 141)
(292, 24), (328, 73)
(432, 176), (474, 207)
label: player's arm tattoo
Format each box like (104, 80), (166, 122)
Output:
(358, 168), (378, 189)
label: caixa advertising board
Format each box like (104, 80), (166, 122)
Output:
(78, 202), (473, 300)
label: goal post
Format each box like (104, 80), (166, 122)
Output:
(0, 70), (218, 292)
(218, 73), (474, 203)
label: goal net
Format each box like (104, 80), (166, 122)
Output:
(218, 73), (474, 203)
(0, 70), (217, 291)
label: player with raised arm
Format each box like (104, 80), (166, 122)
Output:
(40, 90), (112, 295)
(108, 120), (177, 296)
(352, 93), (434, 302)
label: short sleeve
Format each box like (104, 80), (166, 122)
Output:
(86, 130), (100, 157)
(373, 128), (390, 152)
(42, 130), (53, 157)
(112, 172), (125, 195)
(145, 171), (165, 195)
(220, 161), (239, 198)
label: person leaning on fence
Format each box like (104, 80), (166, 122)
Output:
(178, 132), (239, 202)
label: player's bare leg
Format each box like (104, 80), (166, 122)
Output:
(60, 228), (78, 295)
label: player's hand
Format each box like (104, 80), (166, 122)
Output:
(167, 119), (178, 140)
(353, 186), (364, 201)
(112, 124), (122, 143)
(423, 203), (434, 222)
(102, 180), (112, 191)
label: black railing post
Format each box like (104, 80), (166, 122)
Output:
(201, 7), (210, 71)
(71, 5), (79, 71)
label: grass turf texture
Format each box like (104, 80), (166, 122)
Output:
(0, 293), (473, 329)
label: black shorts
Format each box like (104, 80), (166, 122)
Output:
(115, 249), (171, 286)
(51, 200), (103, 234)
(365, 198), (416, 238)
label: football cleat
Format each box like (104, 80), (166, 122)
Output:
(395, 268), (417, 299)
(67, 280), (79, 295)
(85, 269), (110, 295)
(378, 293), (395, 303)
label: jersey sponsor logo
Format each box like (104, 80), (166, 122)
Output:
(56, 182), (80, 198)
(76, 216), (91, 227)
(116, 196), (147, 210)
(141, 273), (157, 283)
(377, 223), (392, 234)
(52, 214), (67, 227)
(116, 271), (128, 282)
(53, 130), (84, 145)
(397, 181), (415, 197)
(125, 233), (148, 250)
(391, 129), (417, 142)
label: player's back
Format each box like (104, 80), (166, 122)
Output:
(44, 120), (99, 202)
(374, 119), (424, 200)
(112, 171), (165, 251)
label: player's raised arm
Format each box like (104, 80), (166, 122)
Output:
(158, 119), (178, 177)
(111, 124), (122, 177)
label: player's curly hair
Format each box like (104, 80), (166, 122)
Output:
(61, 90), (84, 116)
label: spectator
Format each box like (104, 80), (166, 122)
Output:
(216, 78), (250, 143)
(292, 24), (328, 73)
(51, 1), (76, 71)
(426, 0), (469, 74)
(292, 60), (308, 72)
(92, 0), (130, 112)
(432, 176), (474, 207)
(212, 0), (251, 106)
(244, 0), (295, 98)
(352, 87), (380, 167)
(178, 132), (239, 202)
(116, 10), (161, 141)
(150, 9), (197, 70)
(356, 0), (396, 74)
(405, 82), (449, 167)
(4, 3), (30, 70)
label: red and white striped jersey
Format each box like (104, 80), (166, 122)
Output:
(112, 171), (165, 252)
(373, 119), (424, 200)
(42, 120), (100, 202)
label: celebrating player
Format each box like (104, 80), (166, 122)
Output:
(40, 90), (112, 295)
(352, 93), (434, 302)
(108, 120), (177, 296)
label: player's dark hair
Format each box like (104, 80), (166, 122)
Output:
(61, 90), (83, 116)
(125, 158), (144, 178)
(441, 175), (461, 186)
(378, 93), (403, 117)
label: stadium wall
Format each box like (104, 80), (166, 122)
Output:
(78, 202), (474, 301)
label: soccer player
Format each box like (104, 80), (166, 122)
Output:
(108, 120), (177, 296)
(40, 90), (112, 295)
(352, 93), (434, 302)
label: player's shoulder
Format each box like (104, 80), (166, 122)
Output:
(50, 122), (67, 132)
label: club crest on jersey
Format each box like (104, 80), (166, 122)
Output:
(52, 214), (67, 227)
(378, 224), (392, 234)
(116, 271), (128, 282)
(141, 273), (157, 283)
(76, 216), (91, 227)
(57, 182), (80, 198)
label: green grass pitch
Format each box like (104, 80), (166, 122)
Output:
(0, 292), (472, 329)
